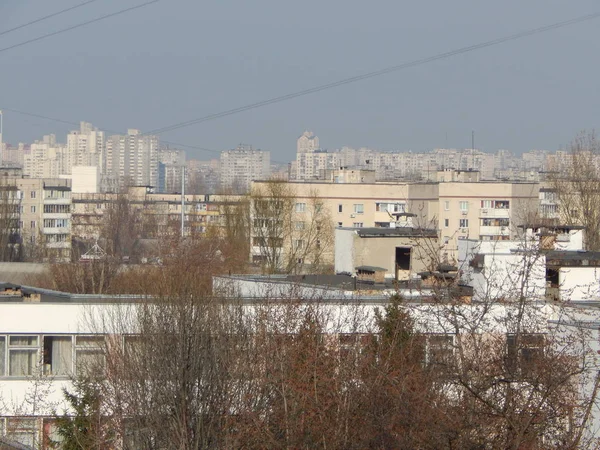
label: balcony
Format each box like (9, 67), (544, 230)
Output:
(43, 213), (71, 220)
(479, 208), (509, 218)
(42, 227), (70, 235)
(479, 226), (510, 236)
(44, 198), (71, 205)
(46, 241), (71, 249)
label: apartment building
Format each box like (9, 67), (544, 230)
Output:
(66, 122), (104, 172)
(0, 175), (73, 262)
(436, 171), (539, 260)
(251, 171), (540, 267)
(220, 145), (270, 193)
(71, 187), (223, 244)
(1, 143), (26, 168)
(23, 135), (65, 179)
(105, 129), (159, 189)
(158, 148), (186, 193)
(18, 178), (72, 261)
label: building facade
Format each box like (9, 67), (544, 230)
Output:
(220, 145), (270, 193)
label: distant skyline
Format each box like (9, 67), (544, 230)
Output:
(1, 0), (599, 159)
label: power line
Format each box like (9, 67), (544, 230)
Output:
(146, 11), (600, 136)
(0, 0), (161, 55)
(0, 0), (102, 38)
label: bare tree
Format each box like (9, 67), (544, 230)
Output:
(250, 181), (333, 274)
(551, 130), (600, 250)
(0, 181), (22, 261)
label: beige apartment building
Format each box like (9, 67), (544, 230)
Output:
(71, 187), (225, 245)
(251, 169), (540, 268)
(0, 173), (73, 261)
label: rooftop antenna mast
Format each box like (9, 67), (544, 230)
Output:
(471, 130), (475, 170)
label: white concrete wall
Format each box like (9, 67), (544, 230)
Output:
(334, 228), (356, 274)
(71, 166), (100, 193)
(458, 239), (546, 302)
(559, 267), (600, 301)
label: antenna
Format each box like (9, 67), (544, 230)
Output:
(471, 130), (475, 170)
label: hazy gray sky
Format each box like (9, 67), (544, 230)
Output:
(1, 0), (599, 160)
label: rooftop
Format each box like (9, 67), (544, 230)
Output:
(340, 227), (438, 238)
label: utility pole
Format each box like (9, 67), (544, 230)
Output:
(0, 110), (3, 166)
(181, 166), (185, 238)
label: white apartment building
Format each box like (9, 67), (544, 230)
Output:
(296, 130), (319, 154)
(158, 148), (186, 193)
(66, 122), (104, 173)
(1, 143), (26, 168)
(105, 129), (159, 189)
(220, 145), (270, 193)
(23, 135), (66, 180)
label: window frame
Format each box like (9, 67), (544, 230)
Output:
(7, 335), (39, 377)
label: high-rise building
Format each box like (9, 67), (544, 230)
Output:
(297, 130), (319, 154)
(66, 122), (104, 173)
(220, 145), (270, 193)
(158, 148), (186, 193)
(105, 129), (159, 188)
(23, 135), (67, 179)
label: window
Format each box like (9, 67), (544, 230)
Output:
(507, 334), (545, 377)
(294, 221), (305, 231)
(30, 206), (36, 213)
(353, 222), (363, 228)
(30, 191), (36, 199)
(353, 204), (364, 214)
(6, 417), (36, 448)
(43, 336), (72, 376)
(444, 219), (449, 228)
(293, 239), (304, 250)
(44, 204), (70, 214)
(75, 336), (105, 377)
(425, 334), (455, 368)
(0, 336), (4, 375)
(30, 221), (36, 229)
(480, 218), (510, 227)
(376, 202), (405, 213)
(444, 201), (450, 211)
(295, 203), (306, 213)
(124, 335), (143, 360)
(338, 204), (343, 213)
(459, 219), (469, 228)
(459, 201), (468, 212)
(9, 335), (39, 376)
(338, 333), (374, 367)
(315, 202), (323, 213)
(481, 200), (493, 209)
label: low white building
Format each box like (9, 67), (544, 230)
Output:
(0, 274), (598, 447)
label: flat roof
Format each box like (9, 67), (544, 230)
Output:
(340, 227), (438, 238)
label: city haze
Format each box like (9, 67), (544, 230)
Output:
(1, 0), (599, 158)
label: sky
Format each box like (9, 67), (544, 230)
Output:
(0, 0), (599, 161)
